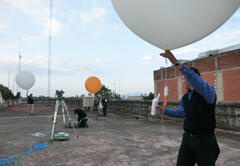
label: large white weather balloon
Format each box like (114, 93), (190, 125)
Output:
(111, 0), (240, 50)
(15, 71), (36, 90)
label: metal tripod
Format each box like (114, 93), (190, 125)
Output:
(50, 100), (76, 140)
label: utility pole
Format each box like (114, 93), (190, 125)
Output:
(8, 71), (10, 89)
(12, 74), (15, 94)
(18, 37), (21, 73)
(16, 37), (22, 94)
(48, 0), (53, 97)
(114, 81), (116, 94)
(118, 80), (120, 94)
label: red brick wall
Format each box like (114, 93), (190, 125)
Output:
(195, 58), (215, 73)
(201, 72), (216, 89)
(154, 50), (240, 102)
(156, 80), (165, 100)
(162, 70), (167, 79)
(218, 52), (240, 70)
(223, 69), (240, 101)
(154, 71), (161, 80)
(167, 68), (175, 78)
(161, 68), (175, 79)
(156, 79), (178, 101)
(166, 79), (178, 101)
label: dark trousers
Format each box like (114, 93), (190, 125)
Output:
(176, 133), (220, 166)
(103, 107), (107, 116)
(78, 119), (88, 128)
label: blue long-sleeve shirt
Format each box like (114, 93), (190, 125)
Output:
(164, 64), (216, 118)
(164, 97), (185, 118)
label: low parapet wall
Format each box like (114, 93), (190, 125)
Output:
(0, 98), (83, 116)
(108, 100), (240, 135)
(1, 98), (239, 136)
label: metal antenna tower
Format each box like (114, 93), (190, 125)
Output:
(18, 37), (21, 73)
(48, 0), (53, 97)
(12, 74), (15, 94)
(8, 71), (10, 89)
(16, 37), (22, 94)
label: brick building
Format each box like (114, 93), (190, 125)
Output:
(153, 44), (240, 102)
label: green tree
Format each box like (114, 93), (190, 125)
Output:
(143, 92), (154, 100)
(95, 85), (121, 99)
(112, 92), (121, 100)
(0, 84), (14, 100)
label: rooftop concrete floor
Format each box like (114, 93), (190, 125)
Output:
(0, 111), (240, 166)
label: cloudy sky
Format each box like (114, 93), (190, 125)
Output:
(0, 0), (240, 97)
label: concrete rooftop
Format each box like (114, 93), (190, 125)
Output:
(0, 111), (240, 166)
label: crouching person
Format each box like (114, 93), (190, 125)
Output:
(74, 109), (88, 128)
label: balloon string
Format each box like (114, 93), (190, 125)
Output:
(165, 61), (167, 86)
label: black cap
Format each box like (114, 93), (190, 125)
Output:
(74, 109), (82, 114)
(190, 67), (201, 76)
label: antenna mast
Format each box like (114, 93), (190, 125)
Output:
(8, 71), (10, 89)
(48, 0), (53, 97)
(18, 37), (21, 73)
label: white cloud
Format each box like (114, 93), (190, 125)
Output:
(198, 40), (209, 46)
(214, 31), (240, 42)
(43, 18), (63, 35)
(24, 33), (45, 42)
(66, 7), (108, 38)
(3, 0), (48, 21)
(91, 26), (105, 38)
(79, 7), (107, 24)
(3, 0), (63, 41)
(95, 57), (105, 64)
(142, 56), (153, 61)
(140, 55), (153, 65)
(92, 31), (101, 38)
(69, 56), (107, 67)
(113, 24), (121, 31)
(0, 20), (8, 29)
(33, 54), (49, 67)
(68, 16), (74, 22)
(0, 57), (18, 64)
(0, 56), (32, 65)
(0, 53), (62, 71)
(24, 17), (63, 43)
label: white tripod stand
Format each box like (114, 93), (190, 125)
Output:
(50, 99), (75, 140)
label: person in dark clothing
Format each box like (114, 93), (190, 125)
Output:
(74, 109), (88, 128)
(158, 50), (220, 166)
(101, 96), (108, 116)
(26, 93), (34, 115)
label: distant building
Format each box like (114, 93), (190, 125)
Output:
(127, 96), (143, 101)
(120, 95), (128, 100)
(153, 44), (240, 102)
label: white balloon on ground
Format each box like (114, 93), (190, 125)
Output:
(15, 71), (36, 90)
(111, 0), (240, 50)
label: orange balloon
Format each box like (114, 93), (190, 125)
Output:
(85, 76), (102, 94)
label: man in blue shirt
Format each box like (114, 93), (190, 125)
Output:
(159, 50), (220, 166)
